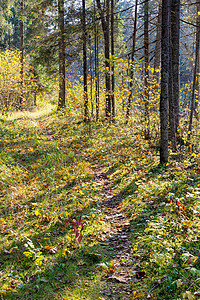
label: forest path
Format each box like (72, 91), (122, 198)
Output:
(36, 118), (143, 299)
(88, 162), (138, 300)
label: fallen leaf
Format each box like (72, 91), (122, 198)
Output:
(132, 291), (144, 299)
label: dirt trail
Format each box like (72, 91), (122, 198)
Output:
(90, 164), (137, 300)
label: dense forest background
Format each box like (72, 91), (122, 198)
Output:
(1, 0), (200, 162)
(0, 1), (200, 300)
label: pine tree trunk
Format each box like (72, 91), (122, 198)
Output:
(160, 0), (170, 163)
(144, 0), (150, 139)
(188, 5), (200, 140)
(94, 4), (100, 122)
(195, 55), (199, 121)
(154, 2), (161, 83)
(126, 0), (138, 123)
(96, 0), (111, 119)
(195, 3), (200, 121)
(82, 0), (89, 121)
(171, 0), (180, 132)
(89, 35), (93, 119)
(111, 0), (115, 121)
(57, 0), (66, 110)
(169, 46), (177, 151)
(19, 0), (24, 109)
(169, 0), (180, 151)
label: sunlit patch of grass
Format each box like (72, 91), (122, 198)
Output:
(0, 103), (56, 121)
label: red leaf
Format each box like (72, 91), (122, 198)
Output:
(42, 183), (49, 188)
(77, 216), (82, 226)
(170, 200), (173, 205)
(64, 222), (69, 229)
(78, 234), (83, 243)
(177, 201), (181, 206)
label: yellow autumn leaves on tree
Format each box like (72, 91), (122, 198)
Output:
(0, 49), (37, 111)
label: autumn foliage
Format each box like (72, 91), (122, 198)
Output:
(0, 50), (37, 112)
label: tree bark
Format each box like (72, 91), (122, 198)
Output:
(57, 0), (66, 110)
(96, 0), (111, 119)
(171, 0), (180, 132)
(126, 0), (138, 123)
(169, 45), (177, 151)
(195, 55), (199, 121)
(160, 0), (170, 163)
(89, 35), (93, 119)
(19, 0), (24, 109)
(144, 0), (150, 139)
(169, 0), (179, 151)
(188, 3), (200, 140)
(111, 0), (115, 121)
(94, 3), (100, 122)
(82, 0), (89, 121)
(154, 2), (161, 83)
(195, 3), (200, 121)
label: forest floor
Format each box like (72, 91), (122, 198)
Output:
(0, 107), (200, 300)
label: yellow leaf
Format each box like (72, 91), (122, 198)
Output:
(182, 220), (191, 228)
(176, 279), (183, 288)
(110, 260), (115, 268)
(184, 291), (194, 300)
(43, 246), (54, 250)
(132, 291), (144, 299)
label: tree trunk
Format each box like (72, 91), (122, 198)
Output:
(195, 3), (200, 121)
(160, 0), (170, 163)
(89, 35), (93, 119)
(19, 0), (24, 109)
(96, 0), (111, 119)
(126, 0), (138, 123)
(154, 2), (161, 83)
(169, 45), (177, 151)
(169, 0), (180, 151)
(111, 0), (115, 121)
(171, 0), (180, 132)
(94, 3), (100, 122)
(144, 0), (150, 139)
(195, 55), (199, 121)
(188, 4), (200, 140)
(57, 0), (66, 110)
(82, 0), (89, 121)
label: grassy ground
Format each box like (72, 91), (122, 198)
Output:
(0, 107), (199, 300)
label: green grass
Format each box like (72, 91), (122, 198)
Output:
(0, 107), (200, 299)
